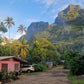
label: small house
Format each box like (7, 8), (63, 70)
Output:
(0, 56), (28, 73)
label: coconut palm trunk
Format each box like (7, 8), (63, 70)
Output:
(22, 31), (23, 41)
(4, 17), (15, 43)
(9, 26), (10, 43)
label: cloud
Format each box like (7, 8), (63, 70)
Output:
(34, 0), (84, 9)
(52, 15), (58, 19)
(25, 19), (38, 23)
(5, 36), (9, 39)
(57, 4), (69, 11)
(14, 33), (26, 40)
(10, 0), (16, 4)
(51, 9), (56, 13)
(35, 0), (58, 8)
(9, 0), (29, 4)
(0, 17), (5, 22)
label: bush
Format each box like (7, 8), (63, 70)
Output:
(9, 72), (18, 80)
(0, 70), (19, 82)
(34, 64), (49, 72)
(63, 51), (81, 69)
(69, 57), (84, 75)
(0, 69), (10, 81)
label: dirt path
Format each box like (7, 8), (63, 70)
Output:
(5, 67), (72, 84)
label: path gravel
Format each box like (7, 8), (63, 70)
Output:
(5, 67), (72, 84)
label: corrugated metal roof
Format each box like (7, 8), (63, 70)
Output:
(0, 56), (28, 63)
(0, 56), (14, 60)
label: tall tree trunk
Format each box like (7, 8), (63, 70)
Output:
(9, 26), (11, 55)
(9, 26), (10, 43)
(2, 32), (4, 38)
(21, 31), (23, 43)
(2, 32), (5, 45)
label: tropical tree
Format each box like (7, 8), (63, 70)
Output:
(11, 40), (22, 56)
(20, 39), (29, 59)
(39, 39), (60, 65)
(27, 40), (46, 64)
(4, 17), (15, 43)
(0, 22), (7, 38)
(4, 37), (9, 44)
(17, 24), (27, 41)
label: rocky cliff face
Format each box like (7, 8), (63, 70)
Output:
(55, 5), (82, 24)
(63, 5), (81, 14)
(19, 21), (49, 43)
(26, 21), (49, 35)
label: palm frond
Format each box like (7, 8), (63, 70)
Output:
(4, 17), (15, 27)
(17, 24), (27, 33)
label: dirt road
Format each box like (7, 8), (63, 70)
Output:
(6, 67), (72, 84)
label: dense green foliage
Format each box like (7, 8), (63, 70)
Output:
(26, 40), (60, 65)
(34, 64), (49, 72)
(63, 51), (81, 68)
(27, 40), (46, 64)
(63, 51), (84, 76)
(69, 57), (84, 75)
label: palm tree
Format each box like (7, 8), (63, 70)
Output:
(4, 17), (15, 43)
(0, 22), (7, 38)
(17, 24), (27, 41)
(17, 25), (27, 58)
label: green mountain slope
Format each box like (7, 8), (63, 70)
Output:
(35, 5), (84, 54)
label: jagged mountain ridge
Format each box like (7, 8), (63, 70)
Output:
(19, 21), (49, 43)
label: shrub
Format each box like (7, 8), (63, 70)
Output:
(34, 64), (48, 72)
(69, 57), (84, 75)
(9, 72), (18, 80)
(5, 72), (10, 79)
(63, 51), (81, 69)
(0, 70), (19, 81)
(0, 69), (10, 81)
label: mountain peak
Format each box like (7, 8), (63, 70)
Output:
(55, 5), (82, 24)
(61, 5), (81, 14)
(67, 5), (81, 11)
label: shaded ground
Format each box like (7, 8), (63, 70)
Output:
(5, 67), (72, 84)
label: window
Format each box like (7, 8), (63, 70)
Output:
(2, 64), (8, 72)
(15, 64), (18, 70)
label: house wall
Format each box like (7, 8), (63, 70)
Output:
(0, 61), (20, 73)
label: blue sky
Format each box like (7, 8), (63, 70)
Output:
(0, 0), (84, 40)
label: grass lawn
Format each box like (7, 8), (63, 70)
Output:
(68, 72), (84, 84)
